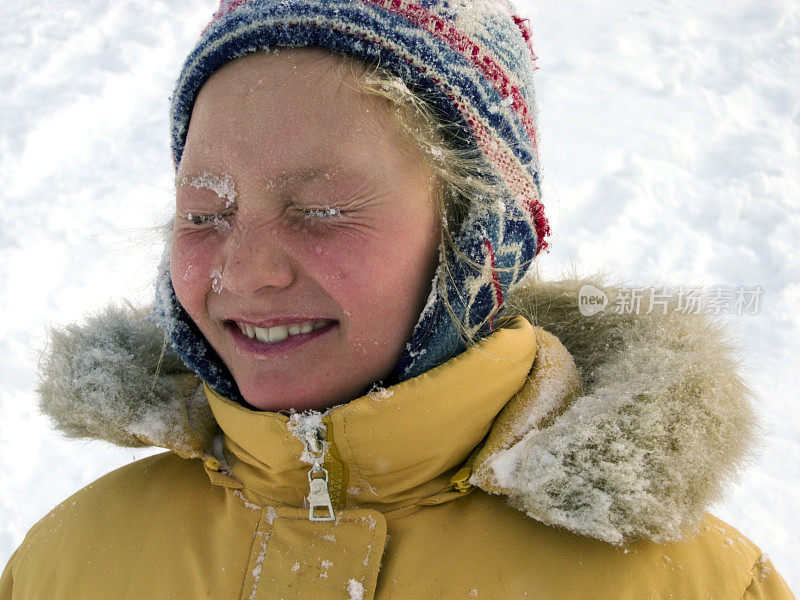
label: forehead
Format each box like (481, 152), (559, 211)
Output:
(181, 48), (407, 175)
(190, 48), (388, 133)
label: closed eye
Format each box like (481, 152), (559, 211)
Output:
(302, 206), (342, 219)
(186, 213), (215, 225)
(182, 212), (234, 229)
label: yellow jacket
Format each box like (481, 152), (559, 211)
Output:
(2, 278), (794, 599)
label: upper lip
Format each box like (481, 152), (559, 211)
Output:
(222, 316), (338, 328)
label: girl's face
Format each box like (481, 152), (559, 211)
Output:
(171, 49), (441, 411)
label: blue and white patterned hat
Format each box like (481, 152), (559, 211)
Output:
(155, 0), (549, 402)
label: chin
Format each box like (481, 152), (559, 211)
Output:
(237, 372), (379, 413)
(237, 379), (336, 413)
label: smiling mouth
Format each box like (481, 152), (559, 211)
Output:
(234, 320), (333, 344)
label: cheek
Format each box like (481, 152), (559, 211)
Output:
(170, 232), (219, 315)
(303, 220), (437, 332)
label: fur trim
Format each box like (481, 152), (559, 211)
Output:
(469, 275), (758, 544)
(37, 304), (216, 459)
(36, 277), (758, 543)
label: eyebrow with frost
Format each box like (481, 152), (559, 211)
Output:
(178, 172), (238, 207)
(177, 164), (380, 203)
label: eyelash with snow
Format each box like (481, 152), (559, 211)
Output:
(184, 213), (233, 233)
(302, 206), (342, 219)
(185, 213), (224, 225)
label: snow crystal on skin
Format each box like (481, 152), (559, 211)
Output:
(469, 589), (479, 598)
(182, 263), (194, 280)
(210, 268), (223, 294)
(291, 562), (300, 573)
(182, 172), (237, 207)
(214, 216), (231, 234)
(322, 533), (336, 542)
(347, 579), (365, 600)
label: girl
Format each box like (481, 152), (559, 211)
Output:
(2, 1), (794, 598)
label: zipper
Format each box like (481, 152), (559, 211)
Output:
(291, 414), (336, 522)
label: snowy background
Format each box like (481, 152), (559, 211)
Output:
(1, 0), (798, 589)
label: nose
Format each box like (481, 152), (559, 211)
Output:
(220, 223), (296, 297)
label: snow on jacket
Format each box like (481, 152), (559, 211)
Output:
(1, 277), (794, 599)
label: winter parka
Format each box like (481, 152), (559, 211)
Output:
(1, 277), (794, 599)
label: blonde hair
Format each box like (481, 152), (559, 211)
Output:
(348, 58), (516, 346)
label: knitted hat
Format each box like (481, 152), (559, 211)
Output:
(155, 0), (549, 403)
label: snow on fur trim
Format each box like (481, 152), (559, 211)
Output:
(37, 304), (217, 459)
(470, 275), (758, 544)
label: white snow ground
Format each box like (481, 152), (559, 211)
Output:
(1, 0), (798, 590)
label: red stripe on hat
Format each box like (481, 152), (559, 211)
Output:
(364, 0), (539, 157)
(453, 90), (549, 251)
(203, 0), (251, 34)
(512, 15), (537, 62)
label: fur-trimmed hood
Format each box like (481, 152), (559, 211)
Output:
(36, 275), (756, 545)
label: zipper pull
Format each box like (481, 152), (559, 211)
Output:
(449, 446), (482, 494)
(450, 463), (474, 494)
(308, 468), (335, 521)
(288, 412), (336, 522)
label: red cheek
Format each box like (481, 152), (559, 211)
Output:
(170, 233), (220, 306)
(300, 238), (363, 287)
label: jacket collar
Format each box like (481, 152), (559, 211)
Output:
(205, 316), (537, 510)
(36, 276), (757, 544)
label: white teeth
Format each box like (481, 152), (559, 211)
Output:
(238, 320), (330, 343)
(268, 326), (288, 343)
